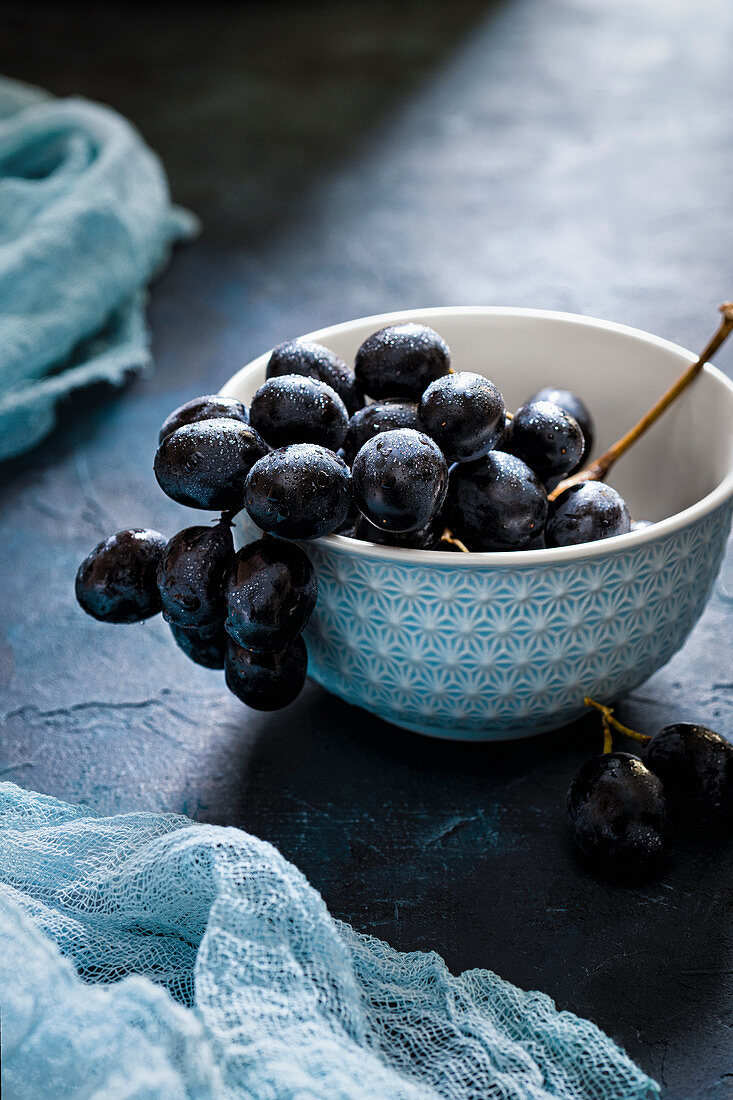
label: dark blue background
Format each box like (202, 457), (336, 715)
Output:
(1, 3), (732, 1095)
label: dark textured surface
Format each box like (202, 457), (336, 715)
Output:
(1, 2), (732, 1095)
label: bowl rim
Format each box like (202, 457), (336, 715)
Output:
(221, 306), (733, 567)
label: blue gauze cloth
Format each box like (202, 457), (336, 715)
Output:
(0, 77), (196, 462)
(0, 781), (659, 1099)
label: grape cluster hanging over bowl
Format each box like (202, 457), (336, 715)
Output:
(76, 305), (733, 737)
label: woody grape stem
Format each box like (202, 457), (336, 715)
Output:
(584, 696), (651, 745)
(549, 303), (733, 502)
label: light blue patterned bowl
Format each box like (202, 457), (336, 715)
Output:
(222, 308), (733, 740)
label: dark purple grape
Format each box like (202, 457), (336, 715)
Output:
(154, 418), (267, 511)
(352, 511), (445, 549)
(352, 428), (448, 533)
(644, 724), (733, 832)
(354, 323), (450, 401)
(418, 372), (506, 463)
(567, 752), (669, 877)
(169, 621), (227, 669)
(527, 386), (594, 466)
(158, 395), (249, 444)
(224, 539), (317, 652)
(75, 529), (166, 623)
(343, 401), (420, 465)
(335, 498), (359, 533)
(506, 400), (584, 482)
(244, 444), (351, 540)
(225, 636), (307, 711)
(157, 521), (233, 629)
(522, 531), (547, 550)
(446, 451), (547, 551)
(250, 375), (348, 451)
(266, 339), (363, 414)
(494, 416), (514, 452)
(545, 482), (630, 547)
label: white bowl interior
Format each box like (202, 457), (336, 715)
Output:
(222, 308), (733, 525)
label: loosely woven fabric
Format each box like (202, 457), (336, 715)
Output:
(0, 77), (196, 462)
(0, 782), (658, 1099)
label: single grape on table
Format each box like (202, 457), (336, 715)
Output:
(567, 752), (669, 878)
(644, 722), (733, 831)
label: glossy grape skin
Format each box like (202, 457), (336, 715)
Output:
(169, 621), (227, 669)
(154, 418), (267, 511)
(343, 401), (420, 465)
(528, 386), (594, 466)
(506, 400), (584, 482)
(351, 511), (445, 549)
(418, 372), (506, 464)
(244, 444), (351, 540)
(224, 538), (317, 652)
(354, 323), (451, 401)
(352, 428), (448, 533)
(158, 395), (249, 444)
(521, 531), (547, 551)
(545, 482), (630, 547)
(492, 416), (514, 452)
(567, 752), (669, 877)
(266, 339), (363, 415)
(75, 529), (166, 623)
(157, 521), (233, 629)
(446, 451), (547, 551)
(644, 724), (733, 832)
(250, 375), (348, 451)
(225, 636), (307, 711)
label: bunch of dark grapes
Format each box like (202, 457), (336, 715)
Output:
(75, 324), (643, 712)
(567, 700), (733, 880)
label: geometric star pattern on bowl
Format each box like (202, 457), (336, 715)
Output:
(236, 503), (732, 740)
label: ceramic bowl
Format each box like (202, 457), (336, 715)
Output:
(221, 308), (733, 740)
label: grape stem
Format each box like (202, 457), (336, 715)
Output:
(549, 302), (733, 502)
(219, 508), (241, 527)
(441, 528), (471, 553)
(601, 713), (613, 755)
(584, 696), (651, 744)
